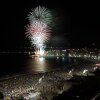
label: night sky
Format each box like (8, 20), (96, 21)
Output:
(0, 0), (100, 49)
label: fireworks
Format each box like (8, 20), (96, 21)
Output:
(25, 6), (52, 52)
(28, 6), (52, 25)
(26, 21), (50, 40)
(26, 21), (50, 48)
(25, 6), (52, 56)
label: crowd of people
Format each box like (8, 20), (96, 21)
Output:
(0, 58), (98, 100)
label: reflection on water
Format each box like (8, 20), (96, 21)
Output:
(27, 56), (72, 73)
(0, 54), (78, 76)
(0, 53), (96, 76)
(33, 57), (46, 72)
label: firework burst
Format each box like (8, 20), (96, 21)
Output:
(26, 21), (50, 44)
(28, 6), (52, 25)
(25, 6), (52, 55)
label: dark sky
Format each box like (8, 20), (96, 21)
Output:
(0, 0), (100, 49)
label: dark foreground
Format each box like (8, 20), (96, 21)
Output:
(0, 56), (100, 100)
(0, 69), (100, 100)
(53, 70), (100, 100)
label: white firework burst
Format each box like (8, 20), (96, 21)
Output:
(28, 6), (52, 25)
